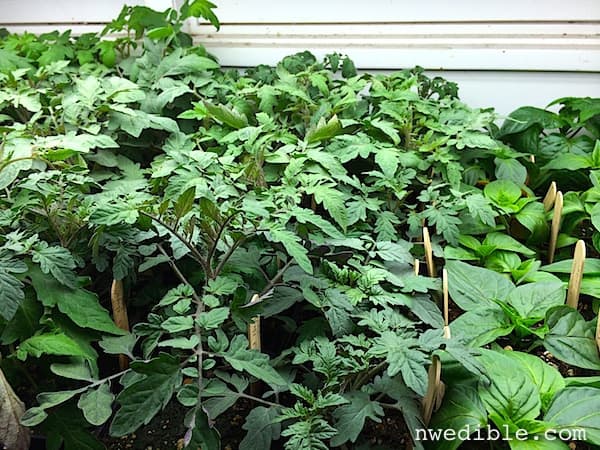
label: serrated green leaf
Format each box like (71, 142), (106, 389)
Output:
(110, 355), (182, 436)
(331, 392), (384, 446)
(161, 316), (194, 333)
(31, 244), (78, 288)
(30, 269), (125, 335)
(221, 335), (287, 388)
(370, 331), (428, 396)
(374, 147), (399, 178)
(306, 115), (342, 143)
(50, 359), (93, 382)
(240, 406), (281, 450)
(78, 384), (114, 426)
(196, 307), (230, 330)
(16, 332), (89, 361)
(269, 227), (312, 274)
(204, 102), (248, 129)
(98, 334), (137, 356)
(370, 119), (400, 144)
(185, 407), (221, 450)
(0, 268), (25, 321)
(174, 187), (196, 219)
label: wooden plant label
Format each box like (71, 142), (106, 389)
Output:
(423, 227), (435, 277)
(443, 326), (451, 340)
(111, 279), (130, 370)
(567, 240), (586, 309)
(422, 271), (451, 425)
(548, 191), (563, 264)
(596, 307), (600, 354)
(248, 311), (262, 352)
(543, 182), (557, 212)
(248, 300), (263, 396)
(525, 155), (535, 185)
(442, 268), (449, 327)
(422, 355), (441, 425)
(414, 259), (420, 276)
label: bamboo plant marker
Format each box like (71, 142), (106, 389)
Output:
(248, 295), (262, 351)
(247, 294), (262, 396)
(566, 240), (586, 309)
(442, 268), (449, 327)
(422, 355), (441, 425)
(423, 268), (451, 424)
(543, 182), (557, 212)
(110, 279), (130, 370)
(423, 227), (435, 277)
(248, 316), (262, 353)
(525, 155), (535, 185)
(437, 269), (450, 409)
(548, 191), (563, 264)
(596, 307), (600, 354)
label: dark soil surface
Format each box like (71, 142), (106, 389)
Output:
(101, 399), (251, 450)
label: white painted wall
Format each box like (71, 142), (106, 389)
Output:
(425, 71), (600, 117)
(1, 0), (599, 115)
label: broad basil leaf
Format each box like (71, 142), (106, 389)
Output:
(429, 385), (488, 450)
(545, 387), (600, 445)
(501, 351), (564, 411)
(450, 306), (514, 347)
(478, 350), (541, 428)
(506, 281), (565, 321)
(544, 306), (600, 370)
(446, 260), (514, 310)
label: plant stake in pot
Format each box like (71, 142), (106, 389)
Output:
(548, 191), (563, 264)
(248, 295), (262, 351)
(422, 269), (450, 424)
(543, 181), (557, 212)
(423, 227), (435, 277)
(596, 307), (600, 354)
(111, 279), (130, 370)
(247, 294), (262, 396)
(567, 240), (586, 309)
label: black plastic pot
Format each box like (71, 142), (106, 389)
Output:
(29, 435), (47, 450)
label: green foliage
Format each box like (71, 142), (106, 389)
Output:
(447, 261), (572, 348)
(0, 4), (599, 450)
(498, 99), (600, 191)
(430, 349), (600, 449)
